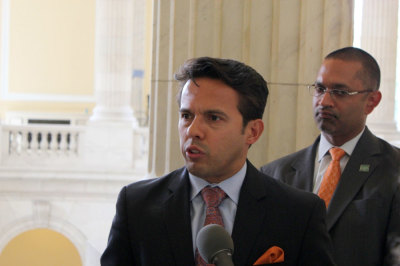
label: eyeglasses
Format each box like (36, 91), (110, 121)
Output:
(308, 84), (374, 98)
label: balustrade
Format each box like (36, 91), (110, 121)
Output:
(3, 124), (82, 157)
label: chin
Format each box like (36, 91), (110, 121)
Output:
(319, 122), (337, 134)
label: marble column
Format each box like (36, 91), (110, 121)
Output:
(90, 0), (135, 123)
(360, 0), (400, 143)
(84, 0), (139, 172)
(148, 0), (354, 174)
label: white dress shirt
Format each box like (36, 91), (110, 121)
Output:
(313, 129), (364, 193)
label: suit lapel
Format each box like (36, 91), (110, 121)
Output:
(163, 168), (195, 265)
(326, 128), (381, 230)
(290, 138), (319, 192)
(231, 162), (268, 266)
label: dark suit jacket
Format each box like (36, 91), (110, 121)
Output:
(260, 128), (400, 266)
(101, 161), (335, 266)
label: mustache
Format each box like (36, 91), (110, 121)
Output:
(184, 139), (208, 152)
(315, 106), (338, 119)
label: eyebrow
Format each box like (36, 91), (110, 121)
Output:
(315, 82), (350, 90)
(179, 108), (229, 119)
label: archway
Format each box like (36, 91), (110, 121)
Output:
(0, 228), (82, 266)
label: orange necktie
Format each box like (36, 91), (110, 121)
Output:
(318, 147), (346, 208)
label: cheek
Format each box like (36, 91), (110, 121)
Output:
(312, 97), (319, 107)
(178, 124), (185, 138)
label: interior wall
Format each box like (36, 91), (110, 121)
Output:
(0, 0), (96, 119)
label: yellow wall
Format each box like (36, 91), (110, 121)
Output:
(0, 0), (96, 118)
(0, 228), (82, 266)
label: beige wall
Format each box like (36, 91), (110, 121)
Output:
(0, 0), (96, 118)
(148, 0), (354, 176)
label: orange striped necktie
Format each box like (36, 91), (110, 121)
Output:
(318, 147), (346, 208)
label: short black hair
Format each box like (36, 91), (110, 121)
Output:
(174, 57), (269, 127)
(325, 47), (381, 91)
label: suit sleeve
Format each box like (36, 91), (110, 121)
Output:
(385, 184), (400, 265)
(101, 187), (135, 266)
(299, 197), (336, 266)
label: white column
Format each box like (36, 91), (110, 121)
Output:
(148, 0), (354, 172)
(83, 0), (145, 173)
(361, 0), (400, 144)
(90, 0), (135, 123)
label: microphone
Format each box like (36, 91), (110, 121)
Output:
(196, 224), (234, 266)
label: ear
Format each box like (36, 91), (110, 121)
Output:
(245, 119), (264, 145)
(365, 90), (382, 115)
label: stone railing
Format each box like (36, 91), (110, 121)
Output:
(0, 124), (85, 170)
(0, 122), (149, 174)
(4, 124), (82, 157)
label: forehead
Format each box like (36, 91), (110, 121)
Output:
(180, 78), (239, 109)
(317, 59), (363, 86)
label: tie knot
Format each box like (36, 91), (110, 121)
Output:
(201, 186), (226, 208)
(329, 147), (345, 161)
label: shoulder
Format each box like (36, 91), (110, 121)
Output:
(362, 128), (400, 157)
(264, 171), (320, 205)
(376, 136), (400, 157)
(260, 144), (314, 174)
(248, 164), (322, 209)
(363, 132), (400, 172)
(121, 167), (187, 202)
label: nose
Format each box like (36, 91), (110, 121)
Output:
(317, 90), (334, 107)
(186, 116), (205, 139)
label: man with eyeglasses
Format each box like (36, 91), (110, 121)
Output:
(261, 47), (400, 266)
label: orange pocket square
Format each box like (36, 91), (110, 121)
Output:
(253, 246), (284, 265)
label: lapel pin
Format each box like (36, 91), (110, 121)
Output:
(359, 164), (370, 172)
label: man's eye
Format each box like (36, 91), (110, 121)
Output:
(315, 86), (326, 94)
(332, 90), (348, 96)
(181, 113), (191, 119)
(209, 115), (220, 121)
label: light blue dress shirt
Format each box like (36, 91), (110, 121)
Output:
(188, 162), (246, 255)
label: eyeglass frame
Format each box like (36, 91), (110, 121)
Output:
(307, 84), (375, 98)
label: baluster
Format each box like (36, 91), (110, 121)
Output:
(58, 132), (67, 154)
(69, 132), (78, 155)
(37, 132), (42, 152)
(9, 131), (16, 154)
(21, 131), (28, 154)
(50, 132), (58, 152)
(45, 132), (52, 154)
(30, 131), (38, 154)
(65, 133), (70, 155)
(56, 132), (62, 150)
(16, 132), (22, 155)
(26, 131), (33, 154)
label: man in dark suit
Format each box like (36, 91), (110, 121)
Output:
(261, 47), (400, 266)
(101, 57), (335, 265)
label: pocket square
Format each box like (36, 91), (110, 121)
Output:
(253, 246), (284, 265)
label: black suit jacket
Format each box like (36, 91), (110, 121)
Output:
(261, 128), (400, 266)
(101, 161), (335, 266)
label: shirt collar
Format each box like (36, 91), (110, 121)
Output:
(188, 162), (247, 205)
(318, 128), (365, 161)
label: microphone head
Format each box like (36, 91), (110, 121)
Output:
(196, 224), (234, 264)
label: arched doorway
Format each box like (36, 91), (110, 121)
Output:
(0, 228), (82, 266)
